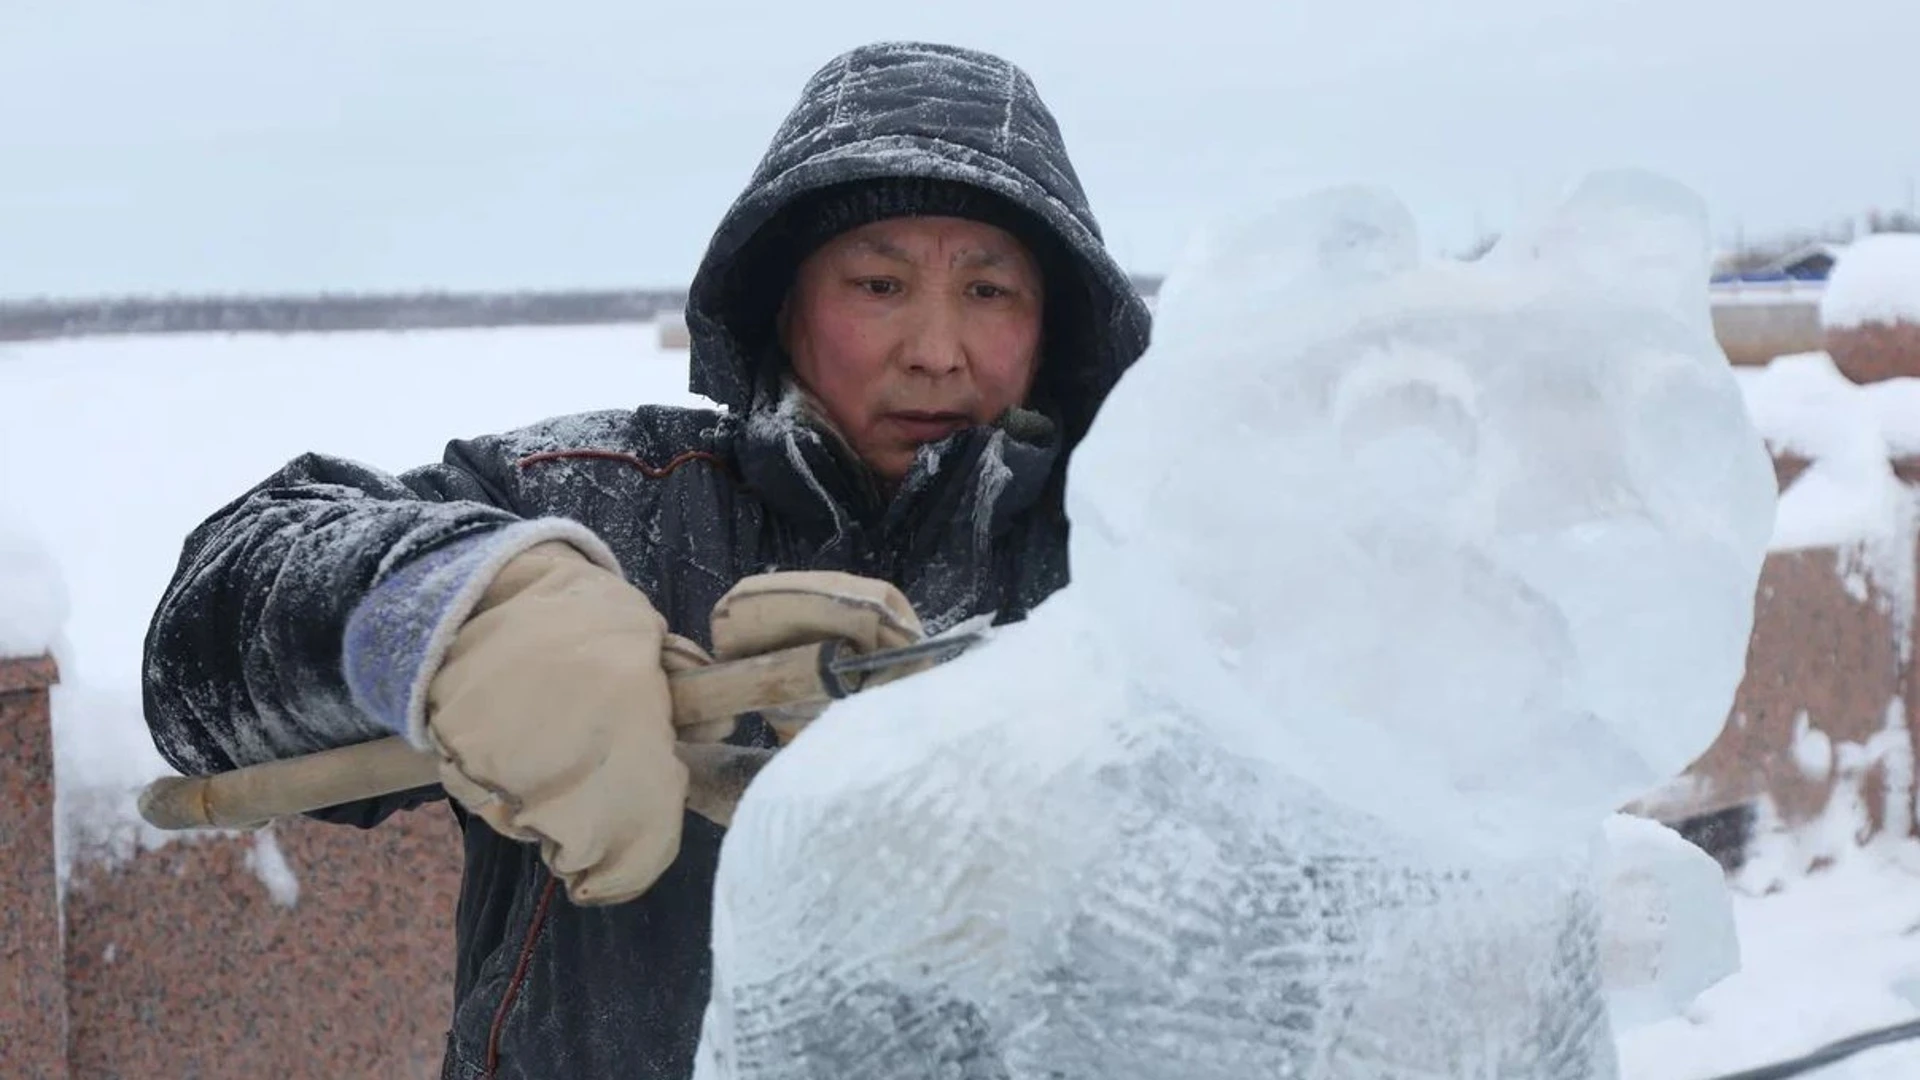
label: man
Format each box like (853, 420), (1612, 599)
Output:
(143, 40), (1151, 1079)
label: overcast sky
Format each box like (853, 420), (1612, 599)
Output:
(3, 0), (1915, 297)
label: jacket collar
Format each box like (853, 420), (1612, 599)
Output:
(734, 374), (1061, 567)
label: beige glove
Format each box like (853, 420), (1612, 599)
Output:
(425, 541), (720, 906)
(709, 570), (926, 743)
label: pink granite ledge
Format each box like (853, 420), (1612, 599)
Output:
(0, 653), (60, 694)
(0, 653), (67, 1080)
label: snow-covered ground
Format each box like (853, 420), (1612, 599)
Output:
(1618, 839), (1920, 1080)
(3, 321), (1920, 1077)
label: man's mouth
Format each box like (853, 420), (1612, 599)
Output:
(886, 411), (972, 442)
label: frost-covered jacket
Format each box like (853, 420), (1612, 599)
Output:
(142, 41), (1151, 1080)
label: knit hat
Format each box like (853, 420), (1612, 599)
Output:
(721, 176), (1074, 359)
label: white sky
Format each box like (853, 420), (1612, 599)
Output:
(3, 0), (1916, 297)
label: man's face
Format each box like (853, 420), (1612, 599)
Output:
(780, 215), (1045, 484)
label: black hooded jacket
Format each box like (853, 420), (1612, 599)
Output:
(142, 41), (1151, 1079)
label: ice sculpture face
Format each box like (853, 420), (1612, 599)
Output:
(1066, 171), (1777, 853)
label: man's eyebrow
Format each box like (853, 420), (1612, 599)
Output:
(951, 248), (1013, 270)
(845, 237), (912, 262)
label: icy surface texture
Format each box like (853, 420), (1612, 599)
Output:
(694, 172), (1776, 1080)
(1597, 813), (1740, 1031)
(1072, 171), (1776, 855)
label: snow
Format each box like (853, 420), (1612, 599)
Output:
(1821, 233), (1920, 330)
(694, 172), (1776, 1078)
(0, 323), (705, 889)
(1737, 356), (1920, 463)
(1618, 841), (1920, 1080)
(245, 828), (301, 908)
(1741, 699), (1915, 893)
(1732, 354), (1920, 656)
(0, 509), (68, 657)
(1791, 710), (1835, 782)
(1736, 353), (1920, 553)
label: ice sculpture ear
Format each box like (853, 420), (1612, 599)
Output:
(1488, 169), (1714, 321)
(1151, 185), (1422, 350)
(1069, 185), (1421, 557)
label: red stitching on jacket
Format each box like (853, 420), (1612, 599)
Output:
(515, 448), (729, 479)
(485, 876), (560, 1077)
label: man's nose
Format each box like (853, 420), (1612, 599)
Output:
(900, 298), (967, 376)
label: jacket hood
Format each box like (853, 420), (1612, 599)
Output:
(683, 41), (1153, 448)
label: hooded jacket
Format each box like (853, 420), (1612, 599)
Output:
(142, 41), (1151, 1079)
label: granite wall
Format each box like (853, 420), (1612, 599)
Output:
(0, 657), (66, 1080)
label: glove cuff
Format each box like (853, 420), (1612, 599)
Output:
(343, 518), (623, 748)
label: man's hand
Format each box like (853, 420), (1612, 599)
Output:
(710, 571), (927, 742)
(424, 541), (721, 906)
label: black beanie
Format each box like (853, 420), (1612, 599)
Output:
(723, 176), (1073, 358)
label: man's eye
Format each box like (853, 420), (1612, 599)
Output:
(970, 282), (1011, 300)
(856, 278), (899, 297)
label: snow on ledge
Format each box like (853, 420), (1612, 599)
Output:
(1820, 233), (1920, 331)
(1736, 354), (1920, 656)
(1736, 353), (1920, 551)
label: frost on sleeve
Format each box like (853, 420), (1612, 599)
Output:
(141, 449), (525, 777)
